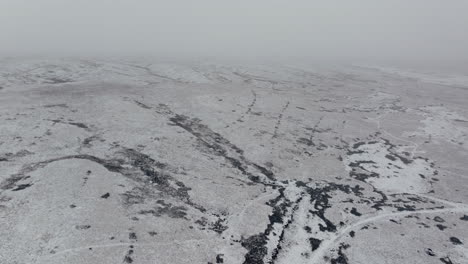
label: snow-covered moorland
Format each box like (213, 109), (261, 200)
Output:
(1, 58), (468, 264)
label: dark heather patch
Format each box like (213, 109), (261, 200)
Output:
(168, 114), (275, 184)
(134, 100), (152, 109)
(216, 254), (224, 263)
(330, 243), (349, 264)
(210, 218), (228, 234)
(240, 187), (297, 264)
(46, 77), (72, 84)
(350, 207), (362, 216)
(139, 200), (188, 219)
(270, 195), (306, 262)
(148, 231), (157, 236)
(1, 175), (29, 190)
(241, 234), (268, 264)
(0, 150), (34, 162)
(300, 116), (324, 149)
(123, 248), (134, 263)
(100, 193), (110, 199)
(347, 149), (365, 155)
(129, 232), (137, 240)
(352, 142), (366, 149)
(381, 138), (413, 164)
(233, 90), (257, 124)
(395, 204), (417, 212)
(385, 154), (397, 161)
(449, 237), (462, 245)
(43, 104), (68, 108)
(305, 182), (373, 233)
(309, 237), (322, 251)
(272, 101), (290, 139)
(306, 187), (337, 232)
(348, 162), (380, 182)
(82, 135), (100, 147)
(57, 148), (205, 212)
(344, 138), (436, 187)
(12, 183), (33, 191)
(195, 217), (208, 227)
(122, 188), (145, 205)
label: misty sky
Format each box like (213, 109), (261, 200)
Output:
(1, 0), (467, 61)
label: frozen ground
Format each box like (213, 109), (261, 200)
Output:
(0, 58), (467, 264)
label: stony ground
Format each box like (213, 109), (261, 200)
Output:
(0, 58), (467, 264)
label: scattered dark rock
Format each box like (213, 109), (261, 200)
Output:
(449, 237), (462, 245)
(425, 248), (436, 256)
(100, 192), (110, 199)
(75, 225), (91, 230)
(439, 257), (453, 264)
(68, 122), (88, 129)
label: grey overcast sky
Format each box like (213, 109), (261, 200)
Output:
(1, 0), (467, 61)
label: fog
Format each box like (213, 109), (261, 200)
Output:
(1, 0), (468, 63)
